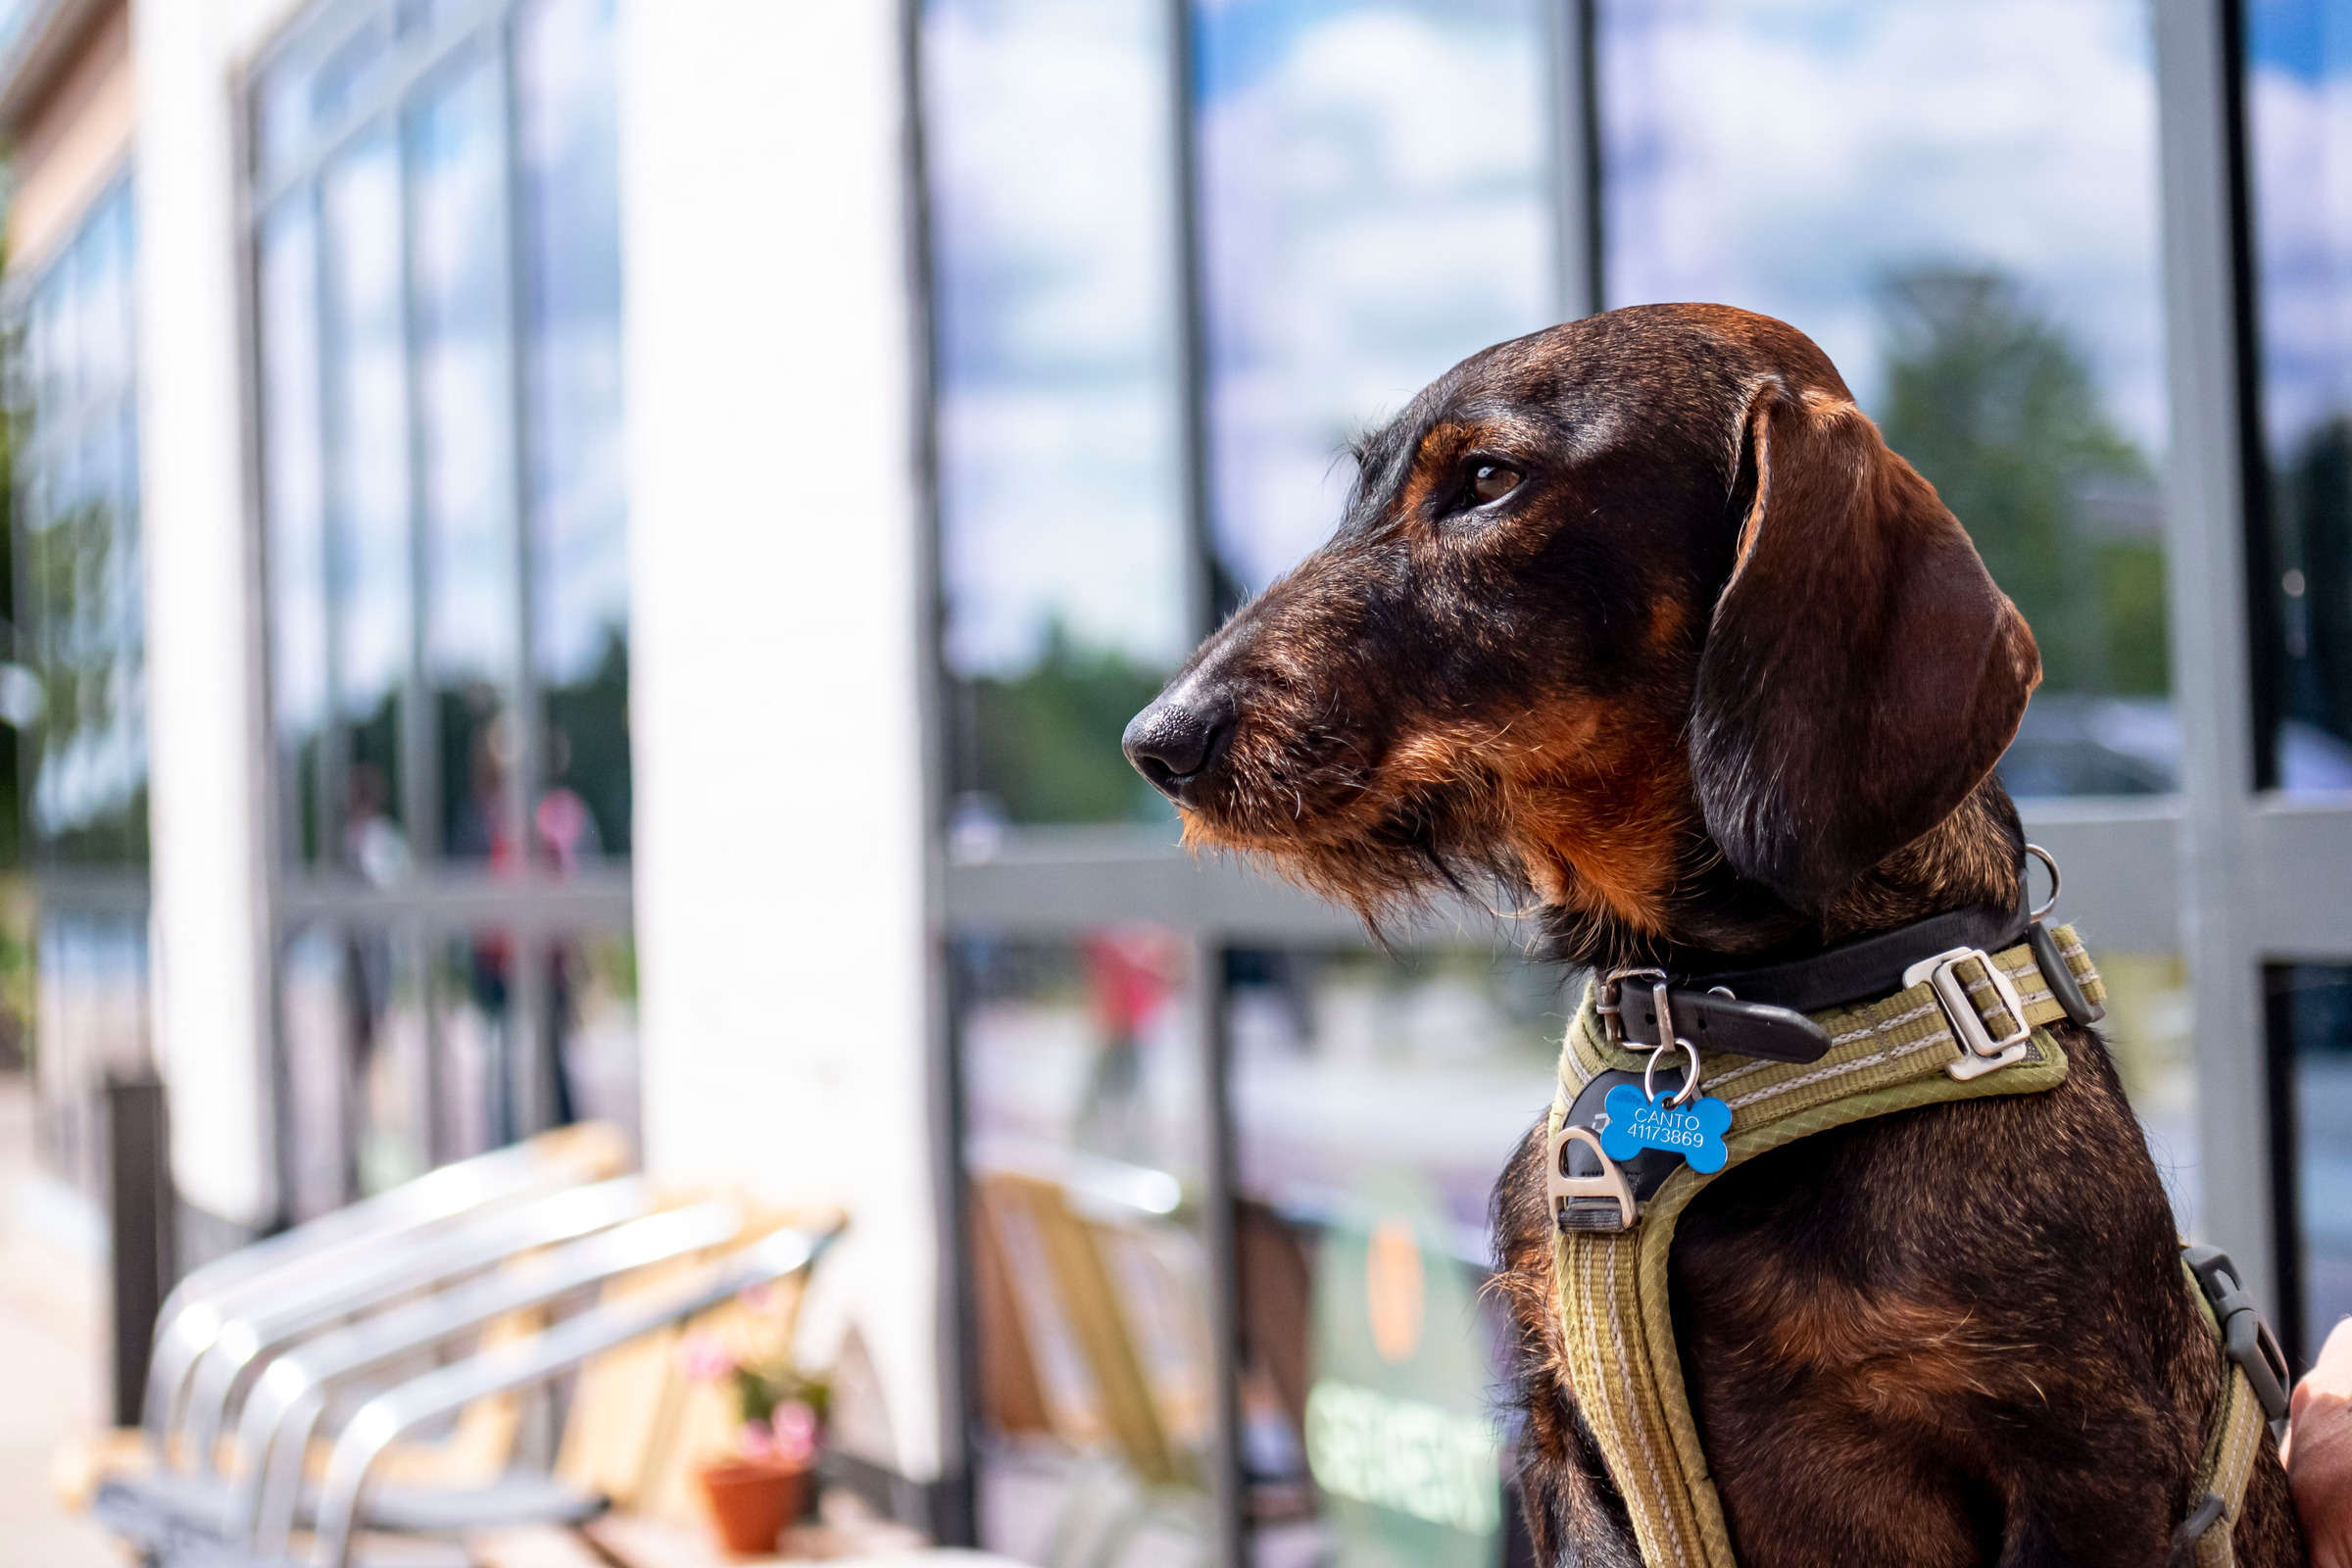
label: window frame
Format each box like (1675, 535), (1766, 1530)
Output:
(916, 0), (2328, 1552)
(238, 0), (632, 1219)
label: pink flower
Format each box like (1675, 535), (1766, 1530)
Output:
(768, 1400), (820, 1468)
(676, 1332), (735, 1384)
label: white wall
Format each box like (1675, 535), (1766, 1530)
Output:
(130, 0), (306, 1229)
(618, 0), (940, 1479)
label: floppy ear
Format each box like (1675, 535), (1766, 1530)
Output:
(1689, 381), (2040, 912)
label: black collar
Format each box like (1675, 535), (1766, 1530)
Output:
(1602, 887), (2032, 1066)
(1681, 893), (2029, 1012)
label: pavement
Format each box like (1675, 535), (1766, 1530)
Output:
(0, 1072), (123, 1567)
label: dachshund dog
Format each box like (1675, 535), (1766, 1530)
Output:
(1122, 304), (2301, 1567)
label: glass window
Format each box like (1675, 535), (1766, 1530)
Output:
(2272, 963), (2352, 1363)
(276, 919), (636, 1219)
(956, 931), (1216, 1563)
(411, 54), (522, 863)
(923, 0), (1192, 830)
(253, 0), (630, 1210)
(16, 180), (146, 866)
(256, 0), (624, 878)
(8, 177), (150, 1200)
(1228, 944), (1555, 1568)
(519, 0), (630, 858)
(1599, 0), (2176, 797)
(1195, 0), (1560, 596)
(2247, 0), (2352, 791)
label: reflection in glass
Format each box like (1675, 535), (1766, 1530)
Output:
(10, 180), (152, 1202)
(278, 921), (570, 1216)
(1195, 0), (1556, 596)
(552, 930), (639, 1149)
(2247, 0), (2352, 790)
(956, 932), (1215, 1566)
(255, 0), (627, 873)
(433, 928), (515, 1160)
(519, 0), (628, 859)
(261, 200), (330, 863)
(2096, 952), (2200, 1240)
(1597, 0), (2175, 796)
(15, 180), (147, 864)
(280, 924), (354, 1220)
(411, 57), (521, 863)
(321, 131), (416, 868)
(924, 0), (1190, 827)
(1226, 945), (1559, 1567)
(30, 912), (149, 1200)
(2276, 965), (2352, 1364)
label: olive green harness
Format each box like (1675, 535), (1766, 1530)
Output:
(1544, 927), (2287, 1568)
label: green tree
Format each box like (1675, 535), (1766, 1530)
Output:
(1876, 269), (2167, 696)
(965, 621), (1171, 825)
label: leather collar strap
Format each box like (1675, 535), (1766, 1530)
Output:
(1681, 894), (2028, 1011)
(1609, 893), (2044, 1065)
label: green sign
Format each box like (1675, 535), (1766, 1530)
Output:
(1305, 1170), (1502, 1568)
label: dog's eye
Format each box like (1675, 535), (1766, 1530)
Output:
(1470, 463), (1522, 505)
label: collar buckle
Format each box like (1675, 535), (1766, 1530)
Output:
(1903, 946), (2032, 1080)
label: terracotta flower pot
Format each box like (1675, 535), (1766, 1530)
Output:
(697, 1456), (810, 1556)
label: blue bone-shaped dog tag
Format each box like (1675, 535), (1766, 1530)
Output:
(1599, 1083), (1733, 1174)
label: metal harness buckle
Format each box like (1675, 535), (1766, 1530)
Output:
(1902, 946), (2032, 1082)
(1546, 1124), (1638, 1233)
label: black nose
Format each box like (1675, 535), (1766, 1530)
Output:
(1123, 691), (1236, 800)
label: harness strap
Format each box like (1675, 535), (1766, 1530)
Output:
(2172, 1248), (2293, 1567)
(1547, 926), (2103, 1568)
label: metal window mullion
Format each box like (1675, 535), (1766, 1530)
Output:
(902, 0), (980, 1540)
(1164, 11), (1247, 1563)
(311, 175), (350, 882)
(1191, 933), (1246, 1568)
(495, 18), (541, 881)
(397, 108), (438, 864)
(251, 10), (507, 215)
(512, 928), (553, 1138)
(2153, 0), (2272, 1297)
(1167, 0), (1219, 645)
(1546, 0), (1604, 318)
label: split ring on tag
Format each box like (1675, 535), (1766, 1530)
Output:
(1601, 982), (1733, 1174)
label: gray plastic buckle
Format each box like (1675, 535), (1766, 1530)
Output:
(2184, 1244), (2292, 1432)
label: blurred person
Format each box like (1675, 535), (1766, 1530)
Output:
(344, 761), (411, 888)
(452, 717), (602, 875)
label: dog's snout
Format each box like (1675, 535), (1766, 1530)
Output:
(1123, 690), (1237, 801)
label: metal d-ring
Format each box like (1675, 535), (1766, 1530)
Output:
(2025, 843), (2063, 922)
(1643, 980), (1703, 1107)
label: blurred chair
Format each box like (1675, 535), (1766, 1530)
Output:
(57, 1118), (886, 1567)
(303, 1222), (840, 1568)
(145, 1123), (631, 1463)
(968, 1166), (1213, 1568)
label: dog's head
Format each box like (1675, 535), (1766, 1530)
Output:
(1122, 304), (2039, 958)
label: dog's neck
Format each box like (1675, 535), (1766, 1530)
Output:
(1549, 775), (2027, 976)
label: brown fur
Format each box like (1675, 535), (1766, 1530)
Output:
(1125, 305), (2303, 1566)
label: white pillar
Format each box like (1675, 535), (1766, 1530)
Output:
(129, 0), (288, 1230)
(618, 0), (939, 1480)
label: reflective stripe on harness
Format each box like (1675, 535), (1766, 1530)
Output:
(1543, 925), (2264, 1568)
